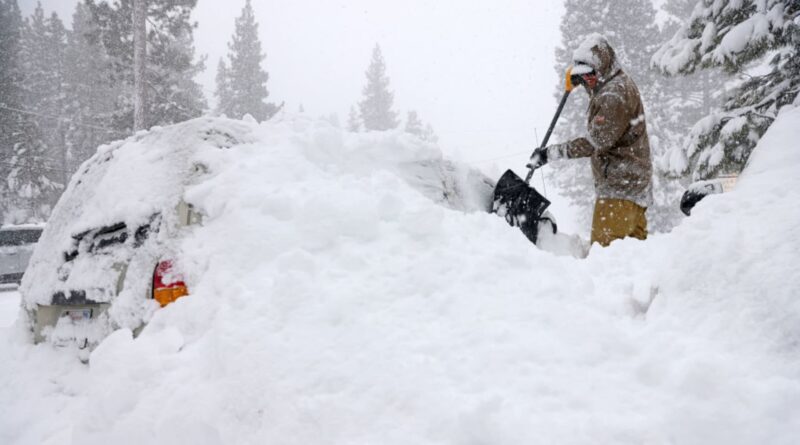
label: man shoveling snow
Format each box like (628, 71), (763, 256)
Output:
(529, 34), (653, 247)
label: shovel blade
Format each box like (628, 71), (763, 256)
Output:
(492, 169), (551, 243)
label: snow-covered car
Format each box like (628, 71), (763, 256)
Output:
(680, 174), (738, 216)
(19, 119), (231, 349)
(0, 225), (44, 285)
(20, 116), (495, 350)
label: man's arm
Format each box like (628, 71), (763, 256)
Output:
(555, 93), (629, 160)
(562, 137), (595, 159)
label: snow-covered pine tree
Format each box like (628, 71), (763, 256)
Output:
(658, 0), (721, 145)
(215, 0), (280, 121)
(20, 3), (69, 186)
(549, 0), (686, 233)
(404, 110), (423, 136)
(63, 1), (117, 174)
(88, 0), (207, 133)
(347, 105), (360, 132)
(0, 0), (26, 223)
(0, 0), (24, 154)
(0, 0), (59, 223)
(214, 58), (233, 116)
(404, 110), (439, 143)
(4, 113), (60, 223)
(358, 44), (398, 131)
(653, 0), (799, 180)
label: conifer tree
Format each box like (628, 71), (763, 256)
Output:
(404, 110), (423, 136)
(358, 44), (398, 131)
(0, 0), (25, 156)
(88, 0), (207, 133)
(653, 0), (800, 180)
(63, 1), (117, 173)
(214, 58), (232, 116)
(0, 0), (26, 222)
(4, 114), (60, 223)
(0, 0), (58, 223)
(404, 110), (438, 143)
(347, 105), (361, 132)
(215, 0), (280, 121)
(21, 3), (69, 185)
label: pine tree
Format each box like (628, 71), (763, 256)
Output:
(0, 0), (59, 223)
(404, 110), (439, 143)
(358, 44), (398, 131)
(214, 58), (232, 116)
(87, 0), (207, 133)
(404, 110), (423, 136)
(20, 3), (69, 186)
(0, 0), (26, 223)
(347, 105), (361, 132)
(653, 0), (800, 180)
(215, 0), (280, 121)
(63, 1), (117, 173)
(0, 0), (25, 151)
(4, 114), (60, 223)
(549, 0), (686, 232)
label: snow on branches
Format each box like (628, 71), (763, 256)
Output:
(653, 0), (799, 180)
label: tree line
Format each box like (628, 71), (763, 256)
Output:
(0, 0), (277, 224)
(0, 0), (436, 225)
(2, 0), (795, 231)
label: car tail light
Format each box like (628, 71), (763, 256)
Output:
(152, 260), (188, 307)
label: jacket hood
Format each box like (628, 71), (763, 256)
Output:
(572, 33), (620, 81)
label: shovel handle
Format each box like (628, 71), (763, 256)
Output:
(525, 89), (571, 183)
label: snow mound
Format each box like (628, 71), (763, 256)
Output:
(2, 110), (800, 444)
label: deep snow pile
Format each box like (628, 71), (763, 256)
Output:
(2, 109), (800, 444)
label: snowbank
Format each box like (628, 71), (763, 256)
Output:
(2, 109), (800, 444)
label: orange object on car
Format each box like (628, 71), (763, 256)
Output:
(152, 260), (188, 307)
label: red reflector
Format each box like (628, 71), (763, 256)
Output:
(153, 260), (188, 307)
(153, 260), (185, 289)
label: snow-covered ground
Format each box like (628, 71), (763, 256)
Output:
(1, 107), (800, 444)
(0, 288), (20, 329)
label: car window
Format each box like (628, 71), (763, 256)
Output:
(0, 228), (43, 247)
(63, 215), (160, 263)
(88, 222), (128, 253)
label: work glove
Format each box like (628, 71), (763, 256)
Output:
(526, 147), (548, 171)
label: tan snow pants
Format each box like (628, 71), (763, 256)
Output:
(590, 198), (648, 247)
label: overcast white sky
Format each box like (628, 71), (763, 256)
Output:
(21, 0), (565, 173)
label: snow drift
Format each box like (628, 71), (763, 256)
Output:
(2, 109), (800, 444)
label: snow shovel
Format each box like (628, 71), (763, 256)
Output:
(492, 68), (577, 243)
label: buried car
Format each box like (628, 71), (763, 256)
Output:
(19, 116), (498, 351)
(19, 118), (241, 350)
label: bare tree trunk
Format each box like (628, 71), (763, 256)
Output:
(133, 0), (146, 131)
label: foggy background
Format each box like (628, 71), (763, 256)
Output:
(20, 0), (564, 170)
